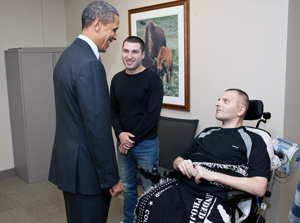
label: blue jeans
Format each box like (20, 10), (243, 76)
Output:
(117, 137), (159, 223)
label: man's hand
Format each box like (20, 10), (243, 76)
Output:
(119, 132), (135, 151)
(174, 157), (195, 178)
(119, 144), (130, 155)
(193, 165), (212, 184)
(109, 180), (123, 197)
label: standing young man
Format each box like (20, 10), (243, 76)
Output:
(48, 2), (123, 223)
(110, 36), (163, 223)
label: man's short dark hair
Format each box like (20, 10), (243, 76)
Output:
(122, 36), (145, 52)
(225, 88), (250, 115)
(81, 1), (119, 29)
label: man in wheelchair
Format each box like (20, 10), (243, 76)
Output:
(134, 88), (270, 223)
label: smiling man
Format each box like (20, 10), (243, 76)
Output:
(110, 36), (163, 223)
(48, 1), (123, 223)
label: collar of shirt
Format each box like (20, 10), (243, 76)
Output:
(78, 34), (99, 59)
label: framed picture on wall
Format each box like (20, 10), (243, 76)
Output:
(128, 0), (190, 111)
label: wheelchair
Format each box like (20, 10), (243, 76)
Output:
(134, 100), (293, 223)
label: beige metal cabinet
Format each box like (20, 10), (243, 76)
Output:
(5, 47), (66, 183)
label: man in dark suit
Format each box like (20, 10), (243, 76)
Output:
(48, 1), (123, 222)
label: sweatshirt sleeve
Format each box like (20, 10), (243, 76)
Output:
(110, 76), (124, 138)
(130, 75), (163, 143)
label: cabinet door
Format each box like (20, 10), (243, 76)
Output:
(21, 52), (56, 182)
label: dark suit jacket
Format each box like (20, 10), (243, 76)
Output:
(49, 38), (119, 195)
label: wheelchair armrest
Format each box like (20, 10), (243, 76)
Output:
(227, 190), (253, 203)
(163, 169), (181, 178)
(134, 165), (161, 183)
(227, 189), (271, 203)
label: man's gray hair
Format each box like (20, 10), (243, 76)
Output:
(81, 1), (119, 29)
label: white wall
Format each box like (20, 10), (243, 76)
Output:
(280, 0), (300, 222)
(0, 0), (67, 172)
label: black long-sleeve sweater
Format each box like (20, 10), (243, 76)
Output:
(110, 68), (163, 143)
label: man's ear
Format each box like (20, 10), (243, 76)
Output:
(94, 18), (103, 31)
(238, 105), (247, 117)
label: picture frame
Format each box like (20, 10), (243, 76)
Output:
(128, 0), (190, 111)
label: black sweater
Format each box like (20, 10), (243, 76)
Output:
(110, 68), (163, 143)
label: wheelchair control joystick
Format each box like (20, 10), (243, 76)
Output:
(134, 164), (161, 183)
(151, 163), (159, 175)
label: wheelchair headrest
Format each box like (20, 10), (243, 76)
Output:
(244, 100), (264, 120)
